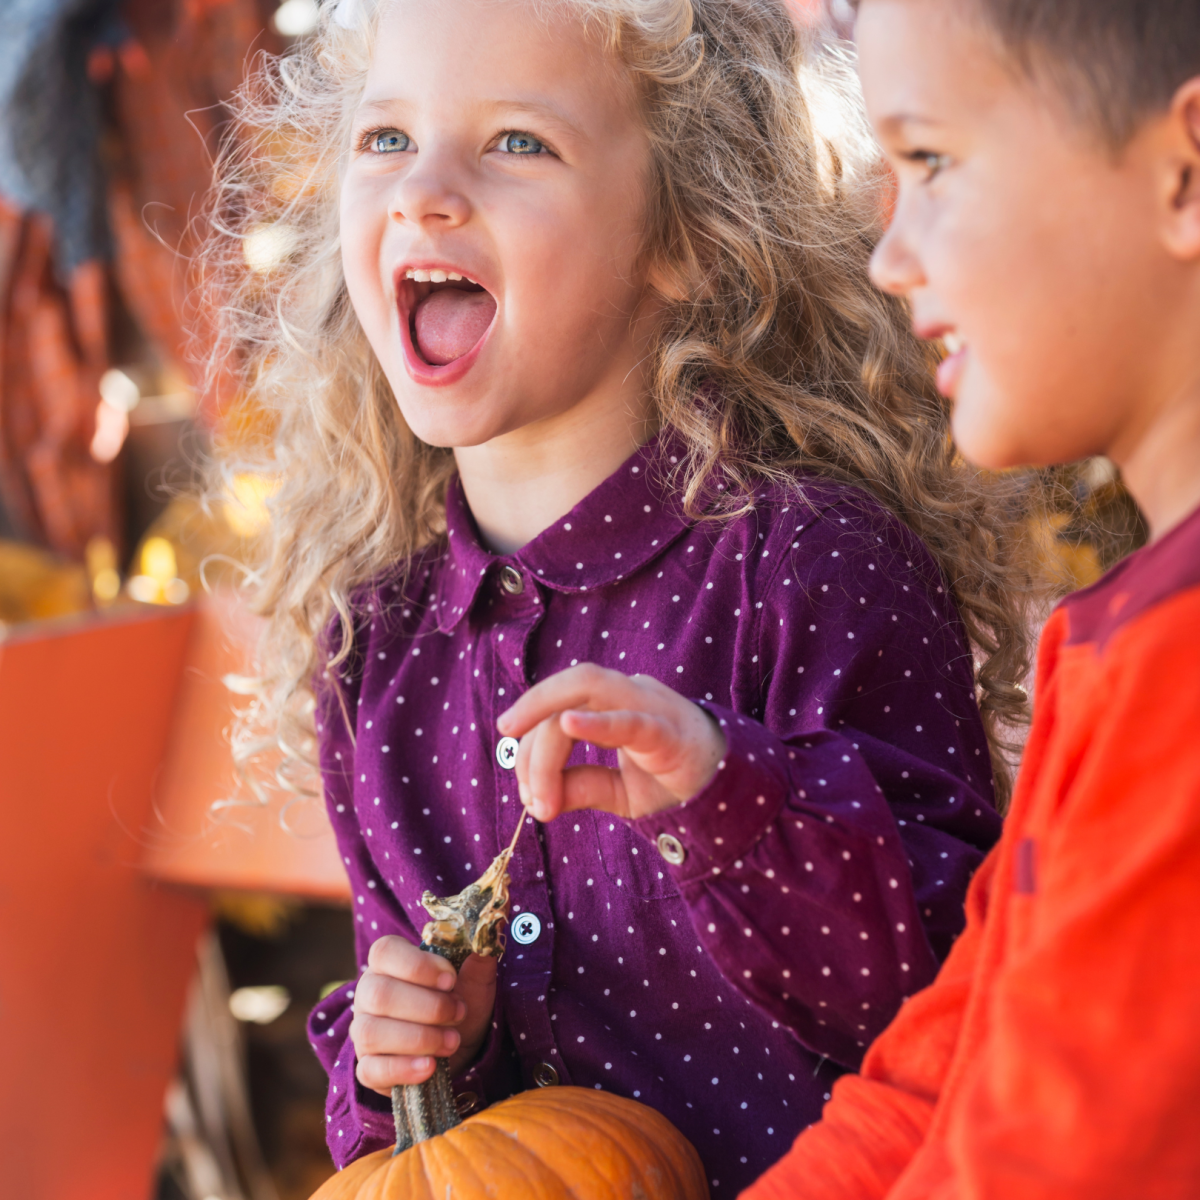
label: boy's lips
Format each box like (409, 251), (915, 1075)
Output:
(936, 343), (968, 398)
(393, 262), (498, 387)
(915, 323), (967, 399)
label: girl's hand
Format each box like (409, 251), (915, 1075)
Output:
(350, 936), (497, 1094)
(496, 664), (727, 822)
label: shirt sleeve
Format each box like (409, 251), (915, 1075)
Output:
(306, 627), (520, 1167)
(632, 496), (1001, 1068)
(740, 850), (994, 1200)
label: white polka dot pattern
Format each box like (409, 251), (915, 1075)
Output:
(308, 435), (1000, 1192)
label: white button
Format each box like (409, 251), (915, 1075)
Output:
(511, 912), (541, 945)
(656, 833), (686, 865)
(500, 565), (524, 595)
(496, 737), (519, 770)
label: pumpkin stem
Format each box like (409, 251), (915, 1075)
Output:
(391, 819), (524, 1152)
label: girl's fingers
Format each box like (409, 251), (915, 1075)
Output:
(556, 764), (630, 817)
(503, 666), (725, 817)
(350, 1011), (462, 1060)
(559, 708), (672, 757)
(518, 713), (576, 822)
(498, 663), (656, 738)
(354, 970), (466, 1026)
(366, 935), (457, 992)
(356, 1052), (438, 1094)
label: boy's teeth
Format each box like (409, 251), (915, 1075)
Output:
(412, 268), (431, 282)
(448, 272), (462, 281)
(943, 332), (964, 354)
(430, 269), (448, 283)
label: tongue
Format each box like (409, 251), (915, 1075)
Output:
(413, 289), (496, 365)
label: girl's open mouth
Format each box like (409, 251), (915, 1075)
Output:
(396, 269), (498, 386)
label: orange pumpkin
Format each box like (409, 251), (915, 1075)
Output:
(310, 1085), (709, 1200)
(309, 825), (709, 1200)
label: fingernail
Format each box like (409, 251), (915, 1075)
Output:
(436, 972), (456, 991)
(455, 999), (467, 1021)
(517, 781), (530, 806)
(497, 711), (512, 731)
(443, 1029), (461, 1053)
(412, 1056), (432, 1072)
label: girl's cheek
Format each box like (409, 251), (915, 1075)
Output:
(340, 212), (390, 335)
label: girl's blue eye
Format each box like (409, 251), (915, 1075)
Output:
(497, 131), (544, 155)
(372, 129), (411, 154)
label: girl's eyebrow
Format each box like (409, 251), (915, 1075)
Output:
(352, 98), (409, 123)
(351, 96), (586, 142)
(481, 99), (587, 141)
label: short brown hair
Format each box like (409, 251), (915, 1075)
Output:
(853, 0), (1200, 145)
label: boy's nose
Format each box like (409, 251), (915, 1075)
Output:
(869, 212), (926, 297)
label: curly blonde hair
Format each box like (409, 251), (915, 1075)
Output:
(203, 0), (1037, 807)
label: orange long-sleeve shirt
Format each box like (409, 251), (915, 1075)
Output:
(745, 503), (1200, 1200)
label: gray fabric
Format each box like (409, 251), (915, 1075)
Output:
(0, 0), (122, 269)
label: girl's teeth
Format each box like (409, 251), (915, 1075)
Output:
(943, 332), (964, 355)
(402, 267), (470, 284)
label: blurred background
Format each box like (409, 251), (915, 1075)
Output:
(0, 2), (1144, 1200)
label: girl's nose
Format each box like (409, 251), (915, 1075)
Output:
(869, 203), (926, 297)
(389, 162), (472, 230)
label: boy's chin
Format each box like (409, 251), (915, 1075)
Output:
(950, 394), (1044, 473)
(952, 408), (1081, 473)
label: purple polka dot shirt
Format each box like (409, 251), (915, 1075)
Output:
(308, 435), (1000, 1193)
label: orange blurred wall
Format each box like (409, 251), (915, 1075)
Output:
(0, 606), (207, 1200)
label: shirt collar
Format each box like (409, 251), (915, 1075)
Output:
(435, 432), (696, 633)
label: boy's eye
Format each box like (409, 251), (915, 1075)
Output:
(496, 131), (545, 155)
(909, 150), (952, 181)
(370, 129), (412, 154)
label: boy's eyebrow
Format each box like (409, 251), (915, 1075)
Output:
(876, 112), (949, 134)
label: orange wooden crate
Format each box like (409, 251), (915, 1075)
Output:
(0, 605), (208, 1200)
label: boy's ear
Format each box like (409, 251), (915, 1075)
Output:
(647, 257), (697, 304)
(1161, 77), (1200, 261)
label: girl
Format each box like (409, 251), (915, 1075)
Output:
(207, 0), (1031, 1191)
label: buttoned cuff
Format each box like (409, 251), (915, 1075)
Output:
(449, 1011), (513, 1115)
(630, 702), (790, 884)
(350, 1072), (396, 1144)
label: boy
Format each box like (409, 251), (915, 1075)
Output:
(744, 1), (1200, 1197)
